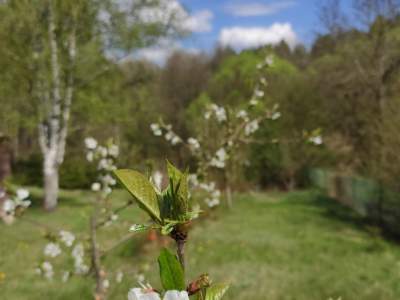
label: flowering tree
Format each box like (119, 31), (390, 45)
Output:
(115, 162), (229, 300)
(36, 138), (142, 300)
(150, 55), (281, 207)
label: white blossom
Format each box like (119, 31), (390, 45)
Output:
(150, 123), (162, 136)
(128, 288), (161, 300)
(91, 182), (101, 192)
(254, 89), (264, 98)
(271, 112), (281, 120)
(245, 120), (259, 136)
(72, 243), (89, 275)
(44, 243), (61, 258)
(16, 188), (29, 200)
(59, 231), (75, 247)
(86, 151), (94, 162)
(249, 99), (259, 106)
(41, 261), (54, 280)
(171, 136), (181, 145)
(164, 291), (189, 300)
(101, 174), (117, 186)
(309, 136), (323, 145)
(236, 110), (248, 121)
(3, 199), (15, 215)
(85, 137), (98, 150)
(111, 214), (118, 221)
(165, 131), (173, 141)
(265, 55), (274, 66)
(97, 146), (108, 158)
(210, 148), (227, 169)
(152, 171), (163, 192)
(188, 174), (199, 187)
(108, 144), (119, 157)
(187, 138), (200, 150)
(127, 289), (189, 300)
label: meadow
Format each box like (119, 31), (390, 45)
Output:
(1, 189), (399, 300)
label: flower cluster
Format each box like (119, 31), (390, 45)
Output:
(150, 123), (182, 146)
(189, 175), (221, 208)
(209, 148), (227, 169)
(85, 137), (119, 196)
(72, 243), (89, 275)
(204, 104), (227, 123)
(1, 188), (31, 221)
(37, 230), (88, 281)
(128, 286), (189, 300)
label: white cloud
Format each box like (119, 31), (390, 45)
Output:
(218, 23), (298, 51)
(138, 1), (213, 33)
(134, 39), (200, 65)
(225, 1), (296, 17)
(182, 10), (214, 33)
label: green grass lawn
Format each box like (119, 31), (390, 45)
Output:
(1, 189), (400, 300)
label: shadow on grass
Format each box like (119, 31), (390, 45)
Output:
(284, 190), (400, 244)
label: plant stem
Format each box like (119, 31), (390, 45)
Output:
(176, 238), (186, 271)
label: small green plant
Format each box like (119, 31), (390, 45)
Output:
(114, 161), (229, 300)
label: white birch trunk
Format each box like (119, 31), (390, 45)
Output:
(39, 3), (76, 211)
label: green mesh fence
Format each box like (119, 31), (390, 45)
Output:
(308, 169), (400, 235)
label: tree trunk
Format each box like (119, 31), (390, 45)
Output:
(43, 154), (59, 211)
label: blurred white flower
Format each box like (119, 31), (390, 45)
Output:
(44, 243), (61, 258)
(97, 146), (108, 158)
(150, 123), (162, 136)
(187, 138), (200, 150)
(165, 131), (173, 141)
(260, 77), (267, 86)
(188, 174), (199, 187)
(152, 171), (163, 192)
(108, 144), (119, 157)
(271, 112), (281, 120)
(164, 291), (189, 300)
(3, 199), (15, 215)
(59, 230), (75, 247)
(254, 89), (264, 98)
(85, 137), (98, 150)
(111, 214), (118, 221)
(210, 148), (227, 169)
(16, 188), (29, 200)
(249, 99), (259, 106)
(101, 174), (117, 186)
(72, 243), (88, 275)
(42, 261), (54, 280)
(236, 110), (249, 121)
(171, 136), (181, 145)
(309, 136), (323, 145)
(128, 288), (161, 300)
(86, 151), (94, 162)
(91, 182), (101, 192)
(245, 120), (259, 136)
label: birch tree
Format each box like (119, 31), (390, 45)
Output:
(0, 0), (188, 210)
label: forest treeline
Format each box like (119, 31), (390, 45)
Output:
(1, 0), (400, 193)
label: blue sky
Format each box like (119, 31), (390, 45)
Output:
(136, 0), (354, 63)
(178, 0), (355, 50)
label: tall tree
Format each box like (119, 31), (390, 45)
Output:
(0, 0), (187, 210)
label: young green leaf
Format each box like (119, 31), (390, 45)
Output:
(158, 248), (186, 291)
(205, 283), (229, 300)
(114, 169), (162, 223)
